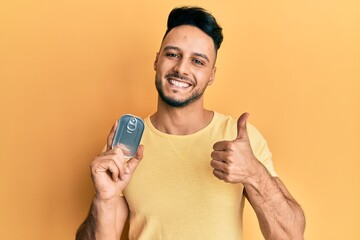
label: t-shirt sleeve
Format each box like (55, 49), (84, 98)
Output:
(247, 123), (278, 177)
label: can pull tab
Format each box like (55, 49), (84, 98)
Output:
(111, 114), (145, 158)
(127, 117), (137, 133)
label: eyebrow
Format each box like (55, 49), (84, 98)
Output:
(163, 45), (210, 63)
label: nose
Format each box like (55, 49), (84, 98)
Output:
(173, 59), (189, 76)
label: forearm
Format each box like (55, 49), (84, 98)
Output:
(244, 164), (305, 240)
(76, 196), (128, 240)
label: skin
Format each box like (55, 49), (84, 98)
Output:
(76, 25), (305, 240)
(211, 113), (305, 239)
(151, 25), (217, 135)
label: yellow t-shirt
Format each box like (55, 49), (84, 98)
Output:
(123, 112), (276, 240)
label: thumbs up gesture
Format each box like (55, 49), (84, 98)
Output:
(211, 113), (262, 184)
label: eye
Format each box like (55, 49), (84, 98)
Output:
(192, 59), (205, 66)
(166, 52), (180, 58)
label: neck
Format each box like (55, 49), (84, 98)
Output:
(150, 98), (214, 135)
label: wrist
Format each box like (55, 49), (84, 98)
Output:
(242, 163), (284, 201)
(93, 194), (122, 209)
(243, 160), (270, 189)
(92, 196), (122, 240)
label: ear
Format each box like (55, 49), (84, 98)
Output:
(208, 67), (217, 86)
(154, 53), (159, 71)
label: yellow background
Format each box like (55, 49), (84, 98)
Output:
(1, 0), (359, 239)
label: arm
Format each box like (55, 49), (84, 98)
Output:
(243, 165), (305, 239)
(76, 196), (128, 240)
(211, 113), (305, 240)
(76, 122), (144, 240)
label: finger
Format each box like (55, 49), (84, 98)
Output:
(236, 112), (250, 140)
(134, 145), (144, 160)
(92, 159), (120, 181)
(107, 160), (121, 181)
(112, 147), (129, 180)
(210, 150), (229, 163)
(107, 121), (119, 151)
(97, 147), (128, 180)
(212, 169), (226, 181)
(98, 146), (120, 156)
(127, 145), (144, 173)
(213, 140), (232, 151)
(210, 159), (228, 173)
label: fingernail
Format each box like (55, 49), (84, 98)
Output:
(125, 167), (130, 174)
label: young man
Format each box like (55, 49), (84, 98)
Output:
(76, 7), (305, 240)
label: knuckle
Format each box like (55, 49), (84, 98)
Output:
(228, 143), (236, 151)
(227, 164), (234, 173)
(114, 148), (125, 158)
(90, 162), (100, 175)
(224, 176), (233, 183)
(115, 147), (123, 154)
(227, 154), (236, 163)
(90, 159), (99, 168)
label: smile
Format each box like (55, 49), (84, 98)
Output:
(168, 79), (191, 88)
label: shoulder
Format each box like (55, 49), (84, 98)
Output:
(214, 112), (271, 157)
(213, 112), (265, 139)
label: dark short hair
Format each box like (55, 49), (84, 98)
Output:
(163, 6), (223, 51)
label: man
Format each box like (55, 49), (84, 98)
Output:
(76, 6), (305, 240)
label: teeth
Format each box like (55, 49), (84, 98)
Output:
(169, 79), (190, 88)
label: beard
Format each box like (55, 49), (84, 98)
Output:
(155, 76), (205, 108)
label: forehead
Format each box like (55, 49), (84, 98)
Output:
(161, 25), (216, 61)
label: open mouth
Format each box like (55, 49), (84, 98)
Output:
(168, 79), (191, 88)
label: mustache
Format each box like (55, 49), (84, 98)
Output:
(165, 73), (190, 82)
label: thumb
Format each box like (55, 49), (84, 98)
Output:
(236, 112), (250, 140)
(107, 121), (118, 151)
(127, 145), (144, 173)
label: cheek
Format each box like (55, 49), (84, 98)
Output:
(156, 60), (172, 73)
(194, 71), (213, 85)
